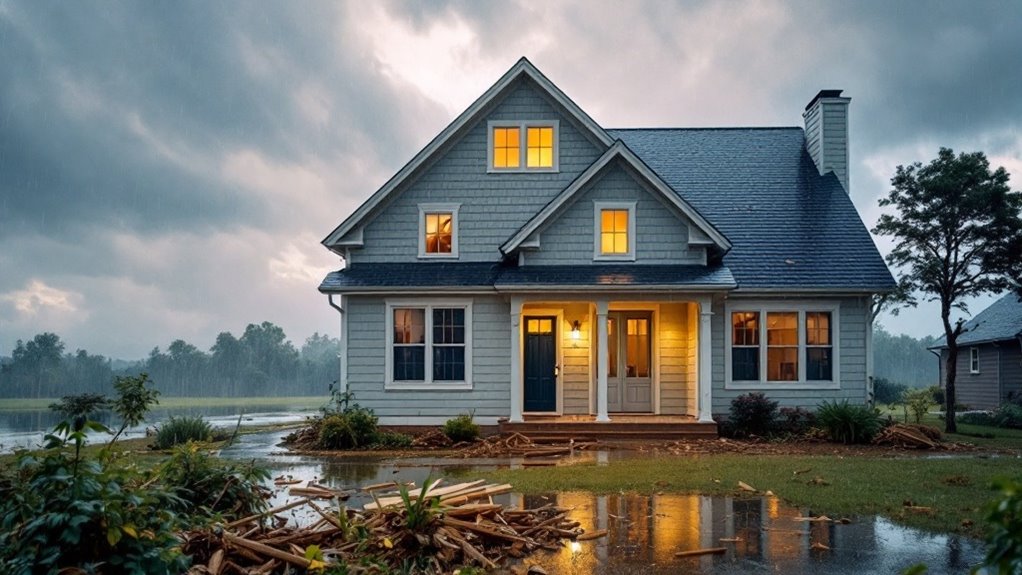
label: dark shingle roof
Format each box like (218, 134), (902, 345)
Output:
(495, 264), (736, 289)
(319, 263), (501, 291)
(932, 292), (1022, 348)
(608, 128), (895, 291)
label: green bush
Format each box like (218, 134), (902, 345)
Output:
(443, 413), (480, 443)
(374, 430), (413, 449)
(317, 407), (379, 449)
(902, 388), (934, 424)
(775, 407), (816, 436)
(873, 378), (908, 405)
(957, 411), (996, 426)
(931, 385), (945, 407)
(816, 400), (883, 444)
(978, 479), (1022, 573)
(727, 393), (778, 438)
(154, 416), (213, 449)
(993, 404), (1022, 429)
(160, 444), (269, 520)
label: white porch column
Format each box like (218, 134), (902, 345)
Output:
(596, 299), (611, 422)
(697, 297), (714, 423)
(509, 297), (524, 423)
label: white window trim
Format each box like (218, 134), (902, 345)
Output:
(417, 203), (460, 259)
(724, 301), (841, 390)
(970, 347), (980, 374)
(385, 299), (473, 390)
(486, 120), (560, 173)
(593, 201), (637, 261)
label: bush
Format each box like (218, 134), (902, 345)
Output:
(153, 416), (213, 449)
(317, 407), (380, 449)
(873, 378), (908, 405)
(443, 414), (481, 443)
(902, 388), (934, 423)
(160, 444), (269, 520)
(374, 430), (414, 449)
(931, 386), (945, 407)
(727, 393), (778, 438)
(775, 407), (817, 436)
(816, 400), (883, 444)
(993, 404), (1022, 429)
(957, 411), (996, 426)
(978, 479), (1022, 573)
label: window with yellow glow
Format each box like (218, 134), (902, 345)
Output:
(424, 212), (453, 254)
(526, 127), (553, 168)
(728, 307), (838, 385)
(600, 209), (629, 254)
(492, 127), (520, 168)
(766, 312), (798, 381)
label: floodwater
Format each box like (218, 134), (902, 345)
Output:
(222, 430), (986, 574)
(0, 404), (314, 452)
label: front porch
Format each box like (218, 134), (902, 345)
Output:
(507, 295), (716, 428)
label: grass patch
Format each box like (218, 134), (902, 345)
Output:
(878, 406), (1022, 451)
(483, 453), (1021, 537)
(0, 396), (329, 411)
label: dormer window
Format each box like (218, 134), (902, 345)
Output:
(593, 201), (636, 260)
(488, 121), (558, 172)
(418, 203), (460, 258)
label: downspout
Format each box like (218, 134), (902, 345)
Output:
(328, 293), (347, 395)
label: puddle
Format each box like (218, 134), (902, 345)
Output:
(221, 431), (986, 574)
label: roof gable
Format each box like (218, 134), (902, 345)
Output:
(322, 57), (614, 250)
(500, 141), (731, 255)
(932, 292), (1022, 348)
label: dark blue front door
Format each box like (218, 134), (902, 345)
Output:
(524, 316), (557, 412)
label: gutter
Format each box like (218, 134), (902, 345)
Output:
(327, 294), (347, 395)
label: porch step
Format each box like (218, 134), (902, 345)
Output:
(499, 421), (717, 441)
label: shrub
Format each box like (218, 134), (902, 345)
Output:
(775, 407), (817, 436)
(993, 403), (1022, 429)
(154, 416), (213, 449)
(873, 378), (908, 405)
(160, 444), (269, 520)
(931, 386), (945, 407)
(443, 413), (481, 443)
(727, 393), (778, 438)
(902, 388), (934, 424)
(978, 479), (1022, 573)
(374, 430), (413, 449)
(317, 407), (380, 449)
(816, 400), (883, 444)
(957, 411), (996, 426)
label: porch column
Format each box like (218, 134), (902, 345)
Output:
(596, 300), (611, 422)
(509, 297), (524, 423)
(697, 297), (714, 423)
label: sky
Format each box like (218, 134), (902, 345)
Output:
(1, 0), (1021, 359)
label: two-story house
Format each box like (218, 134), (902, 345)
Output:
(319, 58), (894, 435)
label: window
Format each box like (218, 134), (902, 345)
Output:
(487, 121), (558, 172)
(418, 204), (460, 258)
(726, 304), (839, 388)
(970, 347), (980, 374)
(386, 301), (472, 389)
(593, 201), (636, 260)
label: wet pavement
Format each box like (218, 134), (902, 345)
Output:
(222, 430), (986, 574)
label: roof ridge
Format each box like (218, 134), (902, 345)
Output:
(608, 126), (803, 132)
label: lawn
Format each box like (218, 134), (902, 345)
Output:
(0, 396), (329, 411)
(880, 405), (1022, 451)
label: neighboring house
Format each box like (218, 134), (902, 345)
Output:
(931, 293), (1022, 410)
(319, 58), (894, 430)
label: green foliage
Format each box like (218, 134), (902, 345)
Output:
(774, 407), (816, 436)
(957, 411), (996, 426)
(993, 404), (1022, 430)
(874, 377), (909, 405)
(816, 400), (883, 444)
(930, 386), (946, 407)
(977, 479), (1022, 574)
(153, 416), (213, 449)
(318, 407), (380, 450)
(159, 444), (269, 520)
(398, 480), (439, 532)
(902, 388), (934, 424)
(443, 413), (480, 443)
(727, 393), (778, 438)
(374, 430), (413, 449)
(107, 373), (160, 448)
(49, 393), (109, 430)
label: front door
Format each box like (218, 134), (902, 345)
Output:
(524, 316), (557, 412)
(607, 312), (653, 412)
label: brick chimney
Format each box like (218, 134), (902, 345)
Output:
(803, 90), (851, 192)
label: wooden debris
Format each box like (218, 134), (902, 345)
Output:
(793, 515), (833, 522)
(874, 424), (941, 449)
(675, 547), (727, 558)
(738, 481), (757, 492)
(183, 479), (584, 574)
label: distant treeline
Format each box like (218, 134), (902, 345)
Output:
(873, 325), (939, 387)
(0, 321), (337, 398)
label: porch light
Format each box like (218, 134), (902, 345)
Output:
(571, 320), (581, 340)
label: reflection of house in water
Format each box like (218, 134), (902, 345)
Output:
(511, 491), (973, 574)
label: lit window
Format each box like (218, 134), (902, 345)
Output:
(594, 202), (635, 260)
(806, 312), (832, 380)
(424, 212), (452, 254)
(970, 347), (979, 374)
(767, 312), (798, 381)
(388, 302), (471, 388)
(527, 127), (553, 168)
(492, 127), (520, 168)
(731, 312), (760, 381)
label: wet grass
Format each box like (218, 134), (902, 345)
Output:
(879, 407), (1022, 451)
(484, 453), (1020, 537)
(0, 396), (328, 411)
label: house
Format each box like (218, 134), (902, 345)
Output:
(319, 58), (894, 433)
(931, 292), (1022, 410)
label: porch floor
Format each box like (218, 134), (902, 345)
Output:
(499, 414), (717, 441)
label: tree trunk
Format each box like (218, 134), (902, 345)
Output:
(941, 301), (958, 434)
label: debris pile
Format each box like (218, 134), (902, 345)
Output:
(873, 424), (950, 449)
(458, 432), (595, 459)
(182, 479), (593, 574)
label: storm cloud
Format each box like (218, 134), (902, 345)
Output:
(1, 0), (1020, 357)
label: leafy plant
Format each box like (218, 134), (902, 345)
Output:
(957, 411), (996, 426)
(322, 381), (355, 415)
(159, 443), (269, 520)
(443, 413), (480, 443)
(874, 377), (908, 405)
(775, 407), (816, 436)
(727, 393), (778, 438)
(317, 406), (379, 450)
(107, 373), (161, 448)
(993, 403), (1022, 430)
(902, 388), (934, 424)
(976, 479), (1022, 574)
(153, 416), (214, 449)
(374, 430), (413, 449)
(816, 400), (883, 444)
(398, 480), (439, 532)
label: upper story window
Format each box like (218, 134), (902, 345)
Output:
(418, 203), (460, 259)
(725, 304), (840, 389)
(970, 347), (980, 374)
(593, 201), (636, 261)
(487, 120), (559, 172)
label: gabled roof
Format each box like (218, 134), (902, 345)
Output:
(931, 292), (1022, 348)
(321, 57), (614, 251)
(500, 141), (731, 256)
(610, 128), (896, 291)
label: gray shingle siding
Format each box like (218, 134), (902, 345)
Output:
(526, 160), (704, 266)
(351, 77), (604, 264)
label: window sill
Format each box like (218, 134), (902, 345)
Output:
(970, 371), (980, 375)
(487, 167), (559, 174)
(385, 382), (473, 391)
(725, 381), (840, 391)
(417, 253), (459, 260)
(593, 254), (636, 262)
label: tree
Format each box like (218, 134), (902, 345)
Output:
(873, 148), (1022, 432)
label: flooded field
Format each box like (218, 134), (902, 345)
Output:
(222, 430), (985, 574)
